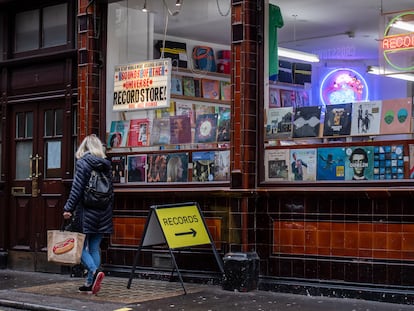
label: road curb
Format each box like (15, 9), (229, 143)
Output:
(0, 298), (76, 311)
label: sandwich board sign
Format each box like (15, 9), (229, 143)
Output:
(127, 202), (224, 293)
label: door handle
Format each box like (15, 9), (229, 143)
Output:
(29, 154), (41, 197)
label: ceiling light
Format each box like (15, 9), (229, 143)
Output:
(176, 0), (182, 7)
(367, 66), (414, 82)
(278, 47), (320, 63)
(391, 21), (414, 32)
(142, 0), (148, 13)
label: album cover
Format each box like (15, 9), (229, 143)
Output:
(107, 120), (130, 148)
(380, 98), (412, 135)
(323, 103), (352, 136)
(216, 107), (230, 142)
(373, 145), (404, 180)
(294, 90), (310, 107)
(170, 115), (192, 144)
(150, 118), (170, 145)
(344, 146), (374, 181)
(280, 89), (295, 107)
(182, 76), (195, 97)
(350, 101), (381, 136)
(110, 155), (126, 183)
(220, 81), (231, 101)
(269, 88), (281, 108)
(316, 147), (346, 181)
(166, 152), (189, 182)
(175, 101), (195, 126)
(127, 154), (147, 183)
(128, 118), (150, 147)
(194, 78), (202, 97)
(192, 151), (216, 182)
(170, 75), (183, 95)
(202, 79), (220, 100)
(292, 105), (322, 138)
(289, 148), (317, 181)
(264, 149), (289, 181)
(265, 107), (293, 140)
(214, 150), (230, 181)
(194, 104), (216, 120)
(156, 101), (175, 118)
(195, 113), (218, 143)
(410, 144), (414, 179)
(147, 154), (168, 182)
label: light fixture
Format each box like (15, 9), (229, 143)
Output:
(142, 0), (148, 13)
(367, 66), (414, 82)
(176, 0), (182, 7)
(391, 21), (414, 32)
(278, 47), (320, 63)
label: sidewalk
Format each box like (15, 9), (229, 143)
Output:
(0, 269), (413, 311)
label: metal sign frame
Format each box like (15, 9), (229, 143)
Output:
(127, 202), (224, 294)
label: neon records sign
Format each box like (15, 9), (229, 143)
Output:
(382, 12), (414, 71)
(320, 68), (369, 106)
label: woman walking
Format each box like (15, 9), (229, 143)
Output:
(63, 134), (113, 294)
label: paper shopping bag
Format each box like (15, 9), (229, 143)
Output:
(47, 230), (85, 265)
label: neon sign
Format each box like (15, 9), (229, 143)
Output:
(320, 68), (369, 106)
(382, 12), (414, 71)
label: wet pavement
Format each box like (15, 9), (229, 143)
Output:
(0, 269), (413, 311)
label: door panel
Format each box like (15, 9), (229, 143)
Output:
(9, 101), (67, 253)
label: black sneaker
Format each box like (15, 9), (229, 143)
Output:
(78, 285), (92, 294)
(92, 269), (105, 295)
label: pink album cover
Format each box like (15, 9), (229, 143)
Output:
(380, 98), (412, 135)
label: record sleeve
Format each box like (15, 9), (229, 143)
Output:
(110, 155), (126, 183)
(380, 98), (412, 135)
(344, 146), (374, 181)
(264, 149), (289, 181)
(150, 118), (171, 145)
(202, 79), (220, 99)
(192, 151), (215, 182)
(166, 152), (189, 182)
(214, 150), (230, 181)
(170, 115), (192, 144)
(107, 120), (130, 148)
(128, 119), (150, 147)
(289, 148), (317, 181)
(323, 103), (352, 136)
(316, 147), (346, 181)
(127, 154), (147, 183)
(373, 145), (404, 180)
(194, 113), (218, 143)
(292, 106), (322, 138)
(216, 107), (230, 142)
(182, 76), (195, 97)
(265, 107), (293, 140)
(350, 101), (381, 136)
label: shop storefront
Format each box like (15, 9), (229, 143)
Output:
(1, 0), (414, 303)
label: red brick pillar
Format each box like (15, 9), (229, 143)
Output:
(77, 0), (102, 141)
(231, 1), (261, 251)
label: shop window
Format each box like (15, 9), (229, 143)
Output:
(15, 3), (67, 53)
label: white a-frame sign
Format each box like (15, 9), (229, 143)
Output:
(127, 202), (224, 294)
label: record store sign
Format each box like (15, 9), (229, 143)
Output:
(113, 59), (171, 111)
(382, 11), (414, 71)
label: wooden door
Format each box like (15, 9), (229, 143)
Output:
(9, 100), (67, 257)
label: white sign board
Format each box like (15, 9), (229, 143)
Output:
(113, 59), (171, 111)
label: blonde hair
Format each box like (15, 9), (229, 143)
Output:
(167, 156), (182, 182)
(75, 134), (107, 159)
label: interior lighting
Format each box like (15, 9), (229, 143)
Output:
(142, 0), (148, 13)
(278, 47), (320, 63)
(367, 66), (414, 82)
(176, 0), (182, 7)
(392, 21), (414, 32)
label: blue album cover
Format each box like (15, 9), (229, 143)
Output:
(373, 145), (404, 180)
(317, 147), (346, 180)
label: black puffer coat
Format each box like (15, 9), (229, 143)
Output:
(64, 153), (113, 234)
